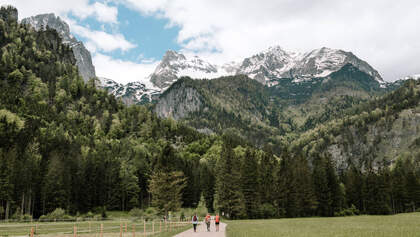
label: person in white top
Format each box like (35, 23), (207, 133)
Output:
(192, 214), (199, 232)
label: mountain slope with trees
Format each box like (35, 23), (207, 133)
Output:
(0, 6), (206, 219)
(155, 64), (397, 152)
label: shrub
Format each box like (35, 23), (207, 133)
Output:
(144, 207), (158, 221)
(335, 204), (360, 216)
(11, 208), (22, 220)
(39, 215), (48, 222)
(48, 208), (66, 220)
(129, 208), (143, 217)
(259, 203), (277, 219)
(22, 214), (32, 221)
(83, 211), (94, 220)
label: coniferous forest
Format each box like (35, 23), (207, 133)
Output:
(0, 6), (419, 221)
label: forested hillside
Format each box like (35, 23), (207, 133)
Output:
(155, 64), (396, 153)
(0, 6), (419, 222)
(293, 79), (420, 168)
(0, 6), (206, 219)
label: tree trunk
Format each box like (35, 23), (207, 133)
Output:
(21, 192), (25, 216)
(26, 190), (32, 215)
(5, 200), (10, 220)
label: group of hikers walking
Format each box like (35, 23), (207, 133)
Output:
(191, 213), (220, 232)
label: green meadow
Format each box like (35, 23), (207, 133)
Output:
(226, 213), (420, 237)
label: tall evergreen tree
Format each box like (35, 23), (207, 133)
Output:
(215, 136), (246, 219)
(240, 148), (260, 218)
(148, 170), (186, 216)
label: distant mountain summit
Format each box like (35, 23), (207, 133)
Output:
(99, 46), (386, 104)
(237, 46), (383, 85)
(149, 50), (235, 89)
(22, 13), (96, 82)
(149, 46), (384, 89)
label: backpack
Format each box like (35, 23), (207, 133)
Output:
(193, 215), (197, 222)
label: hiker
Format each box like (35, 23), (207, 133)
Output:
(215, 213), (220, 232)
(205, 213), (211, 232)
(192, 214), (199, 232)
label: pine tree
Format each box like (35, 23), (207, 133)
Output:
(313, 156), (332, 216)
(148, 170), (186, 216)
(240, 148), (260, 218)
(344, 164), (364, 211)
(215, 137), (246, 219)
(325, 155), (344, 215)
(258, 149), (275, 205)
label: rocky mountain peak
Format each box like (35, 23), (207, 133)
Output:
(162, 50), (187, 63)
(22, 13), (96, 82)
(150, 51), (226, 88)
(22, 13), (73, 42)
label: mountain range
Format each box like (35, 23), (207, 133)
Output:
(107, 46), (389, 104)
(22, 13), (410, 107)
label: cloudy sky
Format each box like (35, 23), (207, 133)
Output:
(2, 0), (420, 83)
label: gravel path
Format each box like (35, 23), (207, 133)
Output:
(173, 222), (226, 237)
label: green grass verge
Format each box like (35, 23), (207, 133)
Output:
(0, 220), (190, 236)
(226, 213), (420, 237)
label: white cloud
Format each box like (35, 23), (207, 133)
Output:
(123, 0), (420, 81)
(68, 21), (136, 52)
(93, 53), (158, 85)
(91, 2), (118, 23)
(2, 0), (118, 24)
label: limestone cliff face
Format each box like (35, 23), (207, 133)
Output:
(327, 107), (420, 170)
(22, 13), (96, 82)
(154, 81), (203, 120)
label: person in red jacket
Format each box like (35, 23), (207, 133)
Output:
(205, 213), (211, 232)
(215, 214), (220, 232)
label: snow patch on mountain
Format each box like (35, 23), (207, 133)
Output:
(98, 77), (160, 105)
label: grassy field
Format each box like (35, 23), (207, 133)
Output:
(0, 219), (190, 236)
(226, 213), (420, 237)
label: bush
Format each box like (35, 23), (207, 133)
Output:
(22, 214), (32, 221)
(93, 206), (107, 219)
(48, 208), (66, 220)
(259, 203), (277, 219)
(335, 204), (360, 216)
(11, 208), (22, 220)
(144, 207), (158, 221)
(39, 208), (75, 221)
(82, 211), (94, 220)
(39, 215), (48, 222)
(129, 208), (143, 218)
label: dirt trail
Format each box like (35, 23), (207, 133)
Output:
(173, 222), (226, 237)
